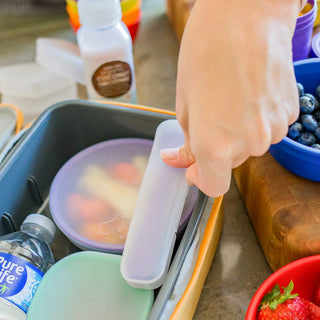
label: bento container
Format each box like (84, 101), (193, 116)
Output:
(0, 100), (223, 320)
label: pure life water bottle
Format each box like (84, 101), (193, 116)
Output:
(0, 214), (56, 320)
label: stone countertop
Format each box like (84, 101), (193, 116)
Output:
(0, 1), (273, 319)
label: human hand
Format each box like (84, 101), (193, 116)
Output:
(161, 0), (304, 197)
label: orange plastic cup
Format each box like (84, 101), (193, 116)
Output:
(122, 0), (141, 26)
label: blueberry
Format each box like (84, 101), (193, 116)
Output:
(305, 93), (316, 104)
(288, 122), (303, 140)
(300, 94), (315, 114)
(315, 96), (320, 111)
(316, 84), (320, 99)
(311, 144), (320, 150)
(301, 114), (318, 132)
(297, 132), (317, 146)
(297, 82), (304, 97)
(314, 110), (320, 121)
(314, 127), (320, 140)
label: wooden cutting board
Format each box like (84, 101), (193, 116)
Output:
(233, 152), (320, 272)
(166, 0), (195, 41)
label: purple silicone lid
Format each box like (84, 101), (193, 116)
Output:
(49, 138), (198, 253)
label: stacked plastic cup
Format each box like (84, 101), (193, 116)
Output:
(292, 0), (318, 61)
(314, 0), (320, 27)
(65, 0), (142, 43)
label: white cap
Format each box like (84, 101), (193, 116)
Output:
(77, 0), (122, 28)
(22, 214), (56, 242)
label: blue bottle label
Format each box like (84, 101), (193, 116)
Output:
(0, 252), (43, 313)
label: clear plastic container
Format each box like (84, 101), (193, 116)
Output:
(49, 137), (198, 254)
(121, 119), (190, 289)
(0, 214), (56, 319)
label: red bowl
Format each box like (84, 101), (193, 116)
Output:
(246, 255), (320, 319)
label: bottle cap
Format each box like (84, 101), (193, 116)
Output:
(23, 214), (56, 242)
(77, 0), (122, 28)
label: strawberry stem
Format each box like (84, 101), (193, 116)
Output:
(259, 280), (299, 311)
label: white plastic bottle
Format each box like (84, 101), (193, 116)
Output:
(0, 214), (56, 320)
(77, 0), (137, 103)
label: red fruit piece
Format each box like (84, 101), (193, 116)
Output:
(314, 280), (320, 307)
(66, 193), (85, 218)
(257, 280), (320, 319)
(79, 198), (111, 221)
(109, 162), (141, 186)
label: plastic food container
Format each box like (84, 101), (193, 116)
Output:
(49, 137), (198, 253)
(269, 58), (320, 181)
(121, 120), (190, 289)
(27, 251), (154, 320)
(0, 100), (222, 320)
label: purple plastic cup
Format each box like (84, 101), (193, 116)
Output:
(292, 0), (318, 61)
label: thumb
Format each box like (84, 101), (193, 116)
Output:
(160, 143), (195, 168)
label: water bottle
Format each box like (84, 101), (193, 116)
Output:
(0, 214), (56, 320)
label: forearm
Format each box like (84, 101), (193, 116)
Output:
(171, 0), (302, 196)
(187, 0), (304, 37)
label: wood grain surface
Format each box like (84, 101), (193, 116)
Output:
(233, 152), (320, 272)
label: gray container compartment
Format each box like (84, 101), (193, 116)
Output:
(0, 100), (173, 230)
(0, 100), (207, 318)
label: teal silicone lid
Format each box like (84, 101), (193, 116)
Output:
(27, 251), (154, 320)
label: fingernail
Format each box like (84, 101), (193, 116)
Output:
(160, 147), (180, 160)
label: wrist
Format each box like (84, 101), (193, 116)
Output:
(193, 0), (303, 31)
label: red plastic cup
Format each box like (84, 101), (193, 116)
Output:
(292, 0), (318, 61)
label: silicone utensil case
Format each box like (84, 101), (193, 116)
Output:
(121, 119), (189, 289)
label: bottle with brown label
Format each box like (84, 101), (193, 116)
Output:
(77, 0), (136, 103)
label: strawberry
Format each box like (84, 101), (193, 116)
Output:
(314, 280), (320, 307)
(257, 280), (320, 319)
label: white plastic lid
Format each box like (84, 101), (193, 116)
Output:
(23, 214), (56, 241)
(0, 62), (74, 99)
(78, 0), (122, 28)
(36, 38), (86, 85)
(121, 120), (190, 289)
